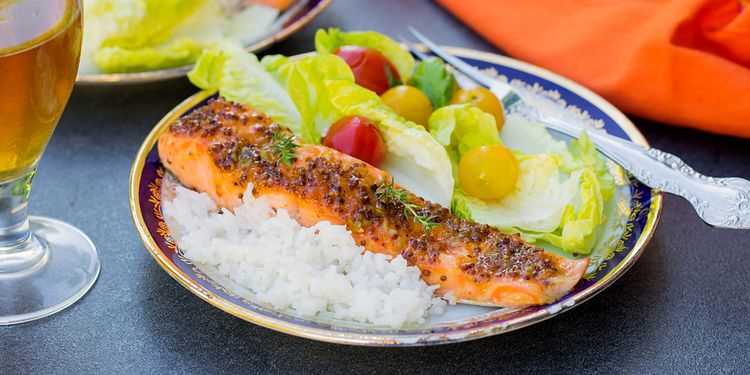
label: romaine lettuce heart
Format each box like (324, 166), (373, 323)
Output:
(83, 0), (279, 73)
(262, 54), (355, 143)
(429, 104), (501, 157)
(314, 28), (416, 83)
(94, 39), (204, 73)
(280, 62), (453, 207)
(539, 169), (605, 253)
(430, 108), (614, 256)
(452, 155), (580, 233)
(188, 42), (301, 133)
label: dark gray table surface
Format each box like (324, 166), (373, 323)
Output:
(3, 1), (749, 374)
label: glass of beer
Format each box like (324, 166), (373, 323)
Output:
(0, 0), (99, 325)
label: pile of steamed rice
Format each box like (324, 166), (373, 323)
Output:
(162, 184), (451, 328)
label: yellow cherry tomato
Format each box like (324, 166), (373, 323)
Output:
(458, 145), (519, 200)
(380, 85), (434, 128)
(449, 87), (505, 131)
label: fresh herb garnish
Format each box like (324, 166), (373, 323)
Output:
(410, 56), (458, 108)
(376, 179), (438, 233)
(271, 129), (299, 166)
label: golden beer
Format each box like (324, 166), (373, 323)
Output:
(0, 0), (82, 181)
(0, 0), (99, 326)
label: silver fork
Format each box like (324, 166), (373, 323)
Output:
(406, 27), (750, 230)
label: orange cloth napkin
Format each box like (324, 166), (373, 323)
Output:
(436, 0), (750, 138)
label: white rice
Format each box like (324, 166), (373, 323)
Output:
(162, 183), (450, 328)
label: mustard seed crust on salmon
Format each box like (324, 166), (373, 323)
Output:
(158, 98), (589, 307)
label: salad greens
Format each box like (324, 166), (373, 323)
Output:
(428, 105), (500, 181)
(189, 44), (454, 207)
(247, 50), (456, 204)
(315, 28), (416, 82)
(188, 42), (301, 133)
(536, 169), (605, 253)
(186, 29), (617, 257)
(262, 54), (355, 143)
(439, 110), (615, 255)
(322, 80), (455, 206)
(562, 133), (617, 202)
(410, 57), (458, 109)
(451, 155), (581, 234)
(429, 105), (501, 157)
(94, 39), (205, 74)
(90, 0), (204, 49)
(85, 0), (204, 72)
(82, 0), (279, 73)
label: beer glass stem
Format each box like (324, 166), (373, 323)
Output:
(0, 168), (46, 273)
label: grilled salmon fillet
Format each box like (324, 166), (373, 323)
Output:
(158, 98), (589, 307)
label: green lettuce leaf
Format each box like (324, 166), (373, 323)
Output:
(83, 0), (207, 72)
(94, 38), (204, 73)
(499, 113), (568, 155)
(262, 54), (355, 143)
(271, 53), (453, 205)
(539, 169), (604, 254)
(452, 155), (580, 233)
(88, 0), (205, 49)
(188, 42), (301, 132)
(260, 54), (290, 78)
(450, 190), (473, 220)
(504, 114), (614, 203)
(428, 104), (500, 157)
(190, 48), (454, 207)
(82, 0), (279, 73)
(436, 110), (615, 256)
(314, 28), (416, 82)
(410, 57), (458, 108)
(427, 104), (501, 180)
(322, 80), (455, 206)
(561, 132), (617, 202)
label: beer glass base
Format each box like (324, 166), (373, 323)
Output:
(0, 216), (100, 325)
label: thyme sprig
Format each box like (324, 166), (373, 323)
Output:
(376, 179), (438, 233)
(271, 129), (299, 166)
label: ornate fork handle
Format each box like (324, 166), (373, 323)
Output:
(405, 26), (750, 229)
(527, 99), (750, 230)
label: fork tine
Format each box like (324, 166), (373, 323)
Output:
(401, 36), (480, 88)
(407, 26), (496, 88)
(398, 35), (432, 62)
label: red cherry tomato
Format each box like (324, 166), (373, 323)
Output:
(323, 115), (386, 167)
(335, 46), (400, 95)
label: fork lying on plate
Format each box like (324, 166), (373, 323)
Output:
(404, 27), (750, 229)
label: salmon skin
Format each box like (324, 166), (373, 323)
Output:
(158, 98), (590, 307)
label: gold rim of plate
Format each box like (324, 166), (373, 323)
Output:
(129, 47), (664, 346)
(76, 0), (331, 85)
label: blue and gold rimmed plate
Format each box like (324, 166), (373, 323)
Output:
(76, 0), (330, 85)
(129, 47), (662, 346)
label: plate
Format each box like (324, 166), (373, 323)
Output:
(76, 0), (330, 85)
(129, 47), (663, 346)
